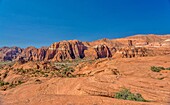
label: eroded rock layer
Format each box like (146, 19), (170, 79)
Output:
(0, 34), (170, 61)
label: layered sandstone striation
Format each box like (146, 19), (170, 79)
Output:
(45, 40), (86, 61)
(0, 34), (170, 62)
(84, 44), (112, 59)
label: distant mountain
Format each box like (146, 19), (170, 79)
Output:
(0, 34), (170, 61)
(0, 46), (23, 61)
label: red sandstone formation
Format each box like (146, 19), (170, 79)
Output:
(45, 40), (85, 61)
(0, 47), (22, 61)
(17, 46), (47, 61)
(0, 34), (170, 105)
(0, 34), (170, 62)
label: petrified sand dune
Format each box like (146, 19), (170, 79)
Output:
(0, 35), (170, 105)
(0, 55), (170, 105)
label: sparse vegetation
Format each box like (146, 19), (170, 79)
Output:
(13, 64), (76, 78)
(151, 66), (170, 72)
(3, 72), (8, 78)
(157, 77), (164, 80)
(115, 88), (147, 102)
(0, 80), (23, 91)
(151, 66), (162, 72)
(11, 59), (95, 78)
(166, 67), (170, 70)
(58, 65), (76, 78)
(0, 81), (9, 86)
(0, 61), (15, 69)
(0, 59), (94, 91)
(9, 81), (23, 88)
(44, 74), (48, 77)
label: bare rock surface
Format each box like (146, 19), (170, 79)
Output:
(0, 34), (170, 105)
(0, 55), (170, 105)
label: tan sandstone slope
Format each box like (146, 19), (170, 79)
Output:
(0, 54), (169, 105)
(0, 34), (170, 105)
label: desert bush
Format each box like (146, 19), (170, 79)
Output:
(3, 72), (8, 79)
(16, 68), (26, 74)
(40, 71), (45, 75)
(57, 66), (76, 78)
(18, 80), (23, 85)
(166, 67), (170, 70)
(44, 74), (48, 77)
(9, 80), (23, 88)
(0, 81), (9, 86)
(151, 66), (170, 72)
(115, 88), (146, 102)
(151, 66), (163, 72)
(157, 66), (165, 70)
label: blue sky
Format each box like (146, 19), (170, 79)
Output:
(0, 0), (170, 48)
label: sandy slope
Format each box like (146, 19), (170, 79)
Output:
(0, 55), (170, 105)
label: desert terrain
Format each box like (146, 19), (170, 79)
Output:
(0, 34), (170, 105)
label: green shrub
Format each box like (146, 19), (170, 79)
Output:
(157, 66), (165, 70)
(18, 80), (23, 85)
(9, 80), (23, 88)
(115, 88), (146, 102)
(166, 67), (170, 70)
(151, 66), (162, 72)
(3, 73), (8, 79)
(44, 74), (48, 77)
(58, 66), (76, 78)
(151, 66), (170, 72)
(0, 81), (9, 86)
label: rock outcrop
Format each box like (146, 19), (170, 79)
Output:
(17, 46), (47, 61)
(162, 39), (170, 46)
(120, 47), (147, 58)
(0, 34), (170, 62)
(45, 40), (86, 61)
(84, 44), (112, 59)
(0, 47), (22, 61)
(94, 44), (112, 58)
(0, 41), (112, 62)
